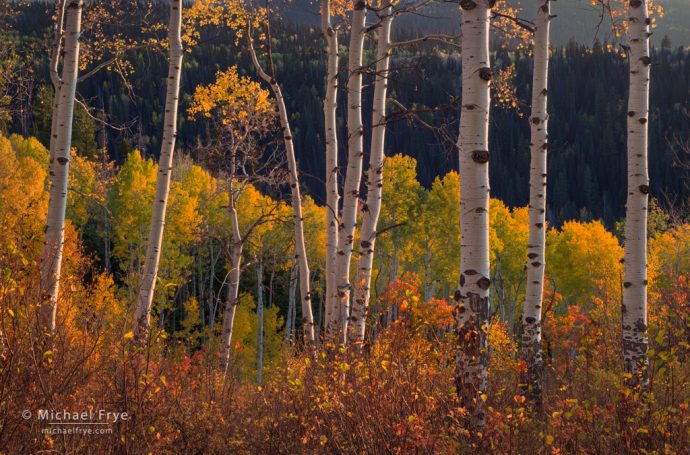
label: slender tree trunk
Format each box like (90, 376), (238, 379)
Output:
(133, 0), (183, 341)
(350, 2), (393, 346)
(219, 178), (243, 376)
(321, 0), (341, 342)
(622, 0), (651, 387)
(38, 0), (82, 335)
(285, 262), (298, 343)
(256, 259), (264, 385)
(454, 0), (492, 429)
(248, 40), (316, 351)
(521, 0), (551, 409)
(331, 0), (367, 345)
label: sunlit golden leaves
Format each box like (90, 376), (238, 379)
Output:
(590, 0), (664, 52)
(184, 0), (266, 47)
(189, 65), (275, 136)
(492, 64), (524, 116)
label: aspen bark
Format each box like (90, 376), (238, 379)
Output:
(132, 0), (183, 341)
(622, 0), (651, 386)
(521, 0), (551, 408)
(38, 0), (82, 335)
(321, 0), (341, 344)
(48, 0), (67, 164)
(248, 40), (316, 350)
(350, 1), (393, 346)
(256, 259), (264, 385)
(219, 178), (243, 376)
(333, 0), (367, 345)
(454, 0), (492, 429)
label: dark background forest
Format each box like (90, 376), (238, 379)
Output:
(4, 2), (690, 228)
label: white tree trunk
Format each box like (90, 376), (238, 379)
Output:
(321, 0), (341, 346)
(133, 0), (184, 341)
(350, 2), (393, 346)
(521, 0), (551, 408)
(48, 0), (67, 164)
(248, 43), (316, 350)
(333, 0), (367, 344)
(219, 179), (243, 376)
(454, 0), (492, 429)
(256, 259), (264, 385)
(622, 0), (651, 386)
(38, 0), (83, 335)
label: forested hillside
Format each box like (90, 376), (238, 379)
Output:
(0, 0), (689, 453)
(4, 3), (690, 226)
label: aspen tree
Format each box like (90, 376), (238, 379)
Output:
(321, 0), (341, 342)
(521, 0), (551, 408)
(38, 0), (83, 335)
(350, 0), (393, 347)
(256, 259), (264, 385)
(622, 0), (651, 386)
(133, 0), (184, 341)
(454, 0), (493, 429)
(333, 0), (367, 344)
(248, 26), (316, 351)
(219, 173), (244, 375)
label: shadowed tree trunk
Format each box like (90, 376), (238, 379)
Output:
(521, 0), (551, 409)
(622, 0), (651, 387)
(38, 0), (83, 335)
(350, 0), (393, 347)
(453, 0), (493, 429)
(133, 0), (184, 342)
(248, 34), (316, 351)
(256, 259), (264, 385)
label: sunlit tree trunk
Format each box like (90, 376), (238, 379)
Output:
(333, 0), (367, 344)
(321, 0), (340, 343)
(350, 2), (393, 347)
(521, 0), (551, 409)
(219, 177), (243, 376)
(454, 0), (492, 429)
(256, 259), (264, 385)
(622, 0), (651, 386)
(38, 0), (83, 335)
(48, 0), (67, 164)
(248, 41), (316, 351)
(133, 0), (183, 341)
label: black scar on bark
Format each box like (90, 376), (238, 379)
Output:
(478, 67), (493, 81)
(477, 277), (491, 290)
(472, 150), (490, 164)
(624, 282), (632, 288)
(460, 0), (477, 11)
(459, 274), (466, 286)
(525, 317), (536, 324)
(57, 157), (69, 165)
(454, 289), (462, 301)
(639, 184), (650, 194)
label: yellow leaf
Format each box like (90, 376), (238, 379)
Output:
(123, 331), (134, 340)
(7, 308), (14, 318)
(160, 375), (167, 387)
(545, 435), (554, 445)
